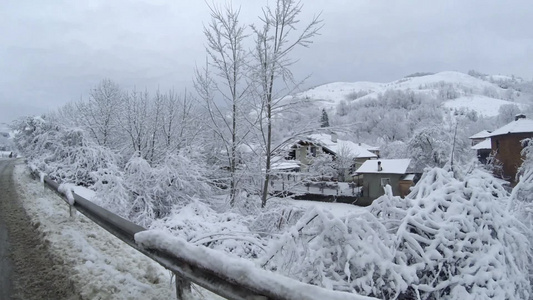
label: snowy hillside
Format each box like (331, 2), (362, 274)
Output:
(443, 95), (525, 117)
(298, 71), (530, 117)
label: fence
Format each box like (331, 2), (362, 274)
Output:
(32, 170), (376, 300)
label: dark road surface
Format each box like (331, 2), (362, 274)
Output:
(0, 159), (15, 299)
(0, 159), (78, 300)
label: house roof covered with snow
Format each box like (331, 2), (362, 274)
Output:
(307, 133), (377, 159)
(355, 159), (411, 174)
(271, 160), (301, 171)
(270, 156), (301, 171)
(356, 142), (380, 152)
(488, 118), (533, 137)
(469, 130), (492, 139)
(471, 138), (491, 150)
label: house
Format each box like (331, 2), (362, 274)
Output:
(354, 159), (413, 205)
(487, 114), (533, 183)
(356, 142), (380, 157)
(471, 138), (491, 164)
(469, 130), (492, 146)
(469, 130), (492, 164)
(289, 133), (378, 181)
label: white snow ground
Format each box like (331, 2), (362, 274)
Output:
(443, 95), (520, 117)
(13, 164), (223, 300)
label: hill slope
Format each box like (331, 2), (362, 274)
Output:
(298, 71), (531, 118)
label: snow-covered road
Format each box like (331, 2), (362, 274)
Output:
(0, 159), (77, 300)
(1, 159), (223, 300)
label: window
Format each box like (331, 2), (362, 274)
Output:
(381, 178), (391, 187)
(310, 146), (317, 157)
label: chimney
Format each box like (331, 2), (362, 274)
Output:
(331, 132), (338, 143)
(377, 161), (382, 171)
(515, 114), (526, 121)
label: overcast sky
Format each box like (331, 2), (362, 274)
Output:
(1, 0), (532, 123)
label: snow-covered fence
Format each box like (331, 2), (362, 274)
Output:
(271, 180), (362, 197)
(31, 170), (375, 300)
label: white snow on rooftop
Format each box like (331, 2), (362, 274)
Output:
(469, 130), (492, 139)
(356, 159), (411, 174)
(271, 160), (300, 171)
(356, 142), (380, 151)
(471, 138), (492, 150)
(307, 134), (377, 159)
(489, 118), (533, 136)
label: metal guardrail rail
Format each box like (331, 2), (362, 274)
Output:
(32, 170), (376, 300)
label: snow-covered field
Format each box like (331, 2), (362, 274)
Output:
(443, 95), (520, 117)
(13, 164), (223, 300)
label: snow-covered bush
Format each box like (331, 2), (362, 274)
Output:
(261, 207), (410, 298)
(262, 167), (530, 299)
(123, 153), (213, 226)
(150, 199), (267, 259)
(510, 138), (533, 292)
(90, 165), (130, 218)
(13, 117), (120, 186)
(393, 168), (529, 299)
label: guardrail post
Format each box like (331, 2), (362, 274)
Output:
(69, 205), (77, 219)
(174, 273), (192, 300)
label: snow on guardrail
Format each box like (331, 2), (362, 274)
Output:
(31, 168), (378, 300)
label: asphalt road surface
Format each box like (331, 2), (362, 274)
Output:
(0, 159), (78, 300)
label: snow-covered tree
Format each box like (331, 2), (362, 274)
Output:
(497, 103), (521, 125)
(251, 0), (322, 208)
(13, 117), (119, 187)
(320, 108), (330, 128)
(195, 3), (253, 206)
(75, 79), (122, 148)
(307, 153), (335, 180)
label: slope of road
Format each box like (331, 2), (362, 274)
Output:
(0, 159), (77, 300)
(2, 159), (223, 300)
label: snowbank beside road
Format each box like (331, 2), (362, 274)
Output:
(13, 164), (221, 300)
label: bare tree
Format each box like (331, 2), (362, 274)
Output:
(252, 0), (322, 207)
(76, 79), (122, 147)
(120, 88), (150, 157)
(195, 3), (252, 206)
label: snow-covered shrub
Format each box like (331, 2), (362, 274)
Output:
(150, 199), (266, 259)
(261, 207), (411, 298)
(510, 138), (533, 292)
(13, 117), (120, 186)
(393, 167), (529, 300)
(264, 167), (530, 299)
(90, 166), (130, 218)
(123, 153), (212, 226)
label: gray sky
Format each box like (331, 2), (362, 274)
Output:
(1, 0), (532, 123)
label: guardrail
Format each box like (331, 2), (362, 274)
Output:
(31, 169), (376, 300)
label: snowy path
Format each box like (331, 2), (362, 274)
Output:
(6, 160), (223, 300)
(0, 159), (77, 300)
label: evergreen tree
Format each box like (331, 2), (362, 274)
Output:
(320, 108), (330, 127)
